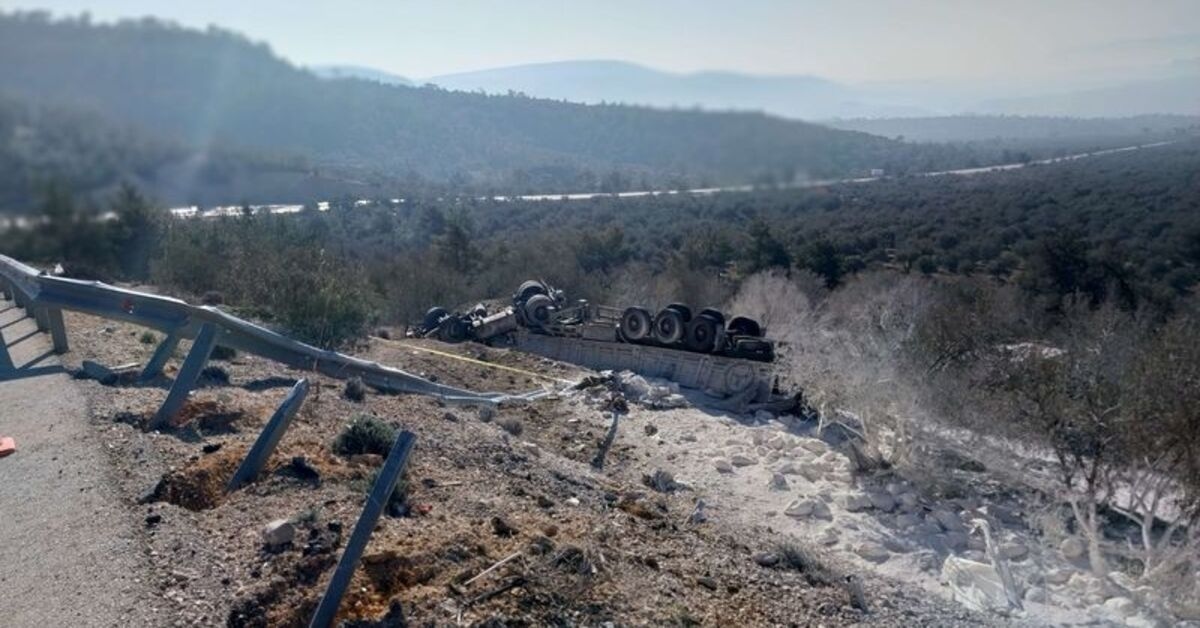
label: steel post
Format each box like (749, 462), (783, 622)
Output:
(152, 323), (218, 429)
(227, 379), (310, 491)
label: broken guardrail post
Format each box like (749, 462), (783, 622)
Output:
(226, 378), (310, 492)
(140, 326), (183, 381)
(151, 323), (218, 430)
(309, 430), (417, 628)
(45, 307), (68, 353)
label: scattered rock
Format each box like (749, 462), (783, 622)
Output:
(932, 510), (965, 533)
(868, 492), (896, 512)
(998, 542), (1027, 561)
(1044, 568), (1073, 585)
(201, 442), (223, 454)
(731, 453), (758, 467)
(896, 492), (921, 512)
(942, 556), (1014, 613)
(753, 410), (774, 423)
(1024, 586), (1048, 603)
(145, 513), (162, 527)
(894, 513), (921, 529)
(841, 493), (873, 512)
(713, 458), (734, 473)
(79, 360), (116, 384)
(441, 412), (459, 422)
(753, 551), (779, 567)
(642, 469), (679, 493)
(1103, 596), (1136, 618)
(263, 519), (296, 551)
(943, 531), (969, 551)
(565, 497), (581, 507)
(689, 500), (708, 525)
(1060, 536), (1086, 560)
(697, 576), (719, 591)
(768, 473), (789, 491)
(816, 528), (839, 546)
(784, 500), (815, 518)
(855, 543), (890, 563)
(643, 424), (658, 437)
(491, 516), (519, 538)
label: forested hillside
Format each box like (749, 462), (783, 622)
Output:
(828, 114), (1200, 144)
(2, 11), (1172, 203)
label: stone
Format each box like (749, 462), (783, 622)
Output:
(811, 501), (833, 520)
(144, 513), (162, 527)
(263, 519), (296, 550)
(731, 454), (758, 467)
(841, 493), (873, 512)
(766, 435), (788, 451)
(942, 556), (1015, 613)
(1060, 536), (1086, 560)
(868, 492), (896, 512)
(998, 542), (1027, 561)
(784, 499), (815, 518)
(896, 492), (921, 512)
(566, 497), (581, 506)
(713, 458), (734, 473)
(799, 439), (827, 455)
(754, 410), (774, 423)
(943, 531), (969, 551)
(491, 516), (519, 537)
(932, 510), (965, 533)
(816, 528), (839, 546)
(855, 543), (890, 563)
(1103, 596), (1136, 618)
(1024, 586), (1048, 603)
(80, 360), (116, 384)
(768, 473), (789, 491)
(1044, 568), (1072, 585)
(753, 551), (779, 567)
(894, 513), (921, 529)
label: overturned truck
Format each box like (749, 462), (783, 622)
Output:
(417, 281), (782, 403)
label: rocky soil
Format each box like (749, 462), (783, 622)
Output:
(53, 308), (1007, 627)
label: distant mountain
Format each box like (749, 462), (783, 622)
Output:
(978, 75), (1200, 118)
(827, 115), (1200, 143)
(311, 64), (413, 87)
(0, 13), (964, 195)
(429, 60), (931, 119)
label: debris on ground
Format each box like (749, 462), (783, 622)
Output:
(0, 436), (15, 458)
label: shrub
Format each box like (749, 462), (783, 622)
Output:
(138, 330), (157, 344)
(343, 377), (367, 402)
(497, 417), (524, 436)
(775, 542), (835, 586)
(334, 414), (396, 456)
(209, 344), (237, 361)
(201, 291), (225, 305)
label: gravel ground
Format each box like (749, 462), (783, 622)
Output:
(0, 298), (163, 626)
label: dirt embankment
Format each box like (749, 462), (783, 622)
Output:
(54, 309), (989, 627)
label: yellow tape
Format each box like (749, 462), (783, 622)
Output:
(382, 339), (575, 385)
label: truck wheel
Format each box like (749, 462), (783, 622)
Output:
(620, 307), (653, 342)
(523, 294), (554, 327)
(727, 316), (762, 338)
(653, 308), (686, 345)
(423, 306), (449, 331)
(516, 280), (547, 304)
(665, 303), (692, 322)
(698, 308), (725, 326)
(439, 316), (469, 342)
(685, 315), (720, 353)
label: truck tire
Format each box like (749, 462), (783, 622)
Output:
(698, 308), (725, 326)
(653, 308), (686, 345)
(620, 307), (653, 342)
(523, 294), (554, 327)
(727, 316), (762, 338)
(423, 306), (449, 331)
(685, 315), (720, 353)
(439, 316), (469, 342)
(516, 280), (547, 304)
(665, 303), (693, 322)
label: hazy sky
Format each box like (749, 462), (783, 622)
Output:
(8, 1), (1200, 82)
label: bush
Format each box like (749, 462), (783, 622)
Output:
(775, 542), (835, 586)
(138, 330), (157, 344)
(334, 414), (396, 456)
(201, 291), (225, 305)
(497, 417), (524, 436)
(209, 344), (237, 361)
(343, 377), (367, 402)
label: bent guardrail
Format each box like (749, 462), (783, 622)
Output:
(0, 254), (550, 424)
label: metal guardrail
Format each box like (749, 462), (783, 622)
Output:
(0, 254), (551, 424)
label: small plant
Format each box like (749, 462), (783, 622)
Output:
(200, 365), (230, 386)
(210, 344), (237, 361)
(497, 417), (524, 436)
(359, 468), (409, 517)
(343, 376), (367, 402)
(775, 542), (834, 586)
(139, 330), (157, 344)
(375, 327), (392, 340)
(334, 414), (396, 456)
(201, 291), (225, 305)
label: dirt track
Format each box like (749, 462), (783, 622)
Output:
(0, 298), (162, 626)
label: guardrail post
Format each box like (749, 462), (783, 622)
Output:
(46, 307), (68, 353)
(33, 306), (50, 332)
(0, 277), (10, 301)
(152, 323), (218, 430)
(141, 327), (183, 381)
(226, 379), (310, 492)
(309, 431), (416, 628)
